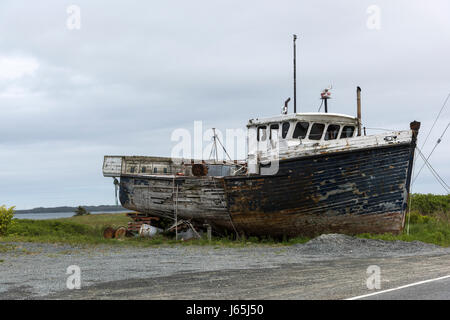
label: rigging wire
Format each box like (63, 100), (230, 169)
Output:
(208, 129), (233, 162)
(420, 93), (450, 150)
(364, 127), (397, 132)
(215, 134), (233, 161)
(415, 147), (449, 194)
(413, 121), (450, 184)
(317, 99), (324, 112)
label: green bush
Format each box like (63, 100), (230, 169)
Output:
(410, 194), (449, 215)
(0, 205), (15, 235)
(408, 211), (433, 224)
(74, 206), (90, 216)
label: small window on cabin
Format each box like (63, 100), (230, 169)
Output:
(154, 167), (158, 173)
(163, 167), (168, 173)
(257, 126), (267, 141)
(130, 166), (135, 173)
(269, 124), (279, 140)
(292, 122), (309, 139)
(282, 122), (290, 139)
(324, 124), (340, 140)
(340, 126), (355, 138)
(141, 166), (146, 173)
(309, 123), (325, 140)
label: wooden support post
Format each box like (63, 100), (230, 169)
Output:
(203, 224), (212, 242)
(207, 224), (211, 243)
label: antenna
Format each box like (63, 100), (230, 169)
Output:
(320, 86), (332, 113)
(293, 34), (298, 113)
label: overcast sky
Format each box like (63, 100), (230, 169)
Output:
(0, 0), (449, 209)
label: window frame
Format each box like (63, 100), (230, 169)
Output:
(281, 122), (290, 139)
(269, 123), (279, 140)
(257, 125), (267, 142)
(339, 125), (356, 139)
(308, 123), (326, 141)
(292, 121), (310, 139)
(324, 124), (341, 141)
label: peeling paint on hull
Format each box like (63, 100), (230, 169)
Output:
(118, 142), (415, 237)
(224, 143), (413, 236)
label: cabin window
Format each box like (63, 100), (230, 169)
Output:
(309, 123), (325, 140)
(282, 122), (290, 139)
(324, 124), (340, 140)
(340, 126), (355, 138)
(292, 122), (309, 139)
(257, 126), (267, 141)
(269, 124), (279, 140)
(154, 167), (158, 173)
(141, 166), (146, 173)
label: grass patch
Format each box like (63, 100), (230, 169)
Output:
(2, 212), (449, 247)
(358, 211), (450, 247)
(58, 212), (132, 227)
(0, 213), (309, 247)
(0, 213), (132, 246)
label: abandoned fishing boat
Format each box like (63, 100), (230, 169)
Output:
(102, 85), (420, 237)
(103, 36), (420, 237)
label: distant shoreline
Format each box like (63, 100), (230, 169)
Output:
(15, 205), (127, 214)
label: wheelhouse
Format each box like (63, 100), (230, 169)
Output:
(248, 113), (359, 143)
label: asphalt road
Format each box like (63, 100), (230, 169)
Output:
(354, 276), (450, 300)
(1, 237), (449, 300)
(44, 253), (450, 300)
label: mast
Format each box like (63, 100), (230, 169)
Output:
(293, 34), (297, 113)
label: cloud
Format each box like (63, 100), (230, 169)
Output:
(0, 56), (39, 80)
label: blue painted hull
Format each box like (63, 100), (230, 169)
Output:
(118, 142), (416, 237)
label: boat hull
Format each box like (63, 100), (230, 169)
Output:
(224, 143), (414, 236)
(119, 142), (415, 237)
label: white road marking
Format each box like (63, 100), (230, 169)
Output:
(346, 274), (450, 300)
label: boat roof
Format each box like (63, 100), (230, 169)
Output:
(247, 112), (358, 127)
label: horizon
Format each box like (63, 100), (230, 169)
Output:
(1, 1), (449, 210)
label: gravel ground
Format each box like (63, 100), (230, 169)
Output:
(293, 234), (446, 257)
(0, 234), (449, 299)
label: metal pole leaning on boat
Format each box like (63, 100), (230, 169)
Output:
(175, 184), (179, 240)
(172, 176), (179, 241)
